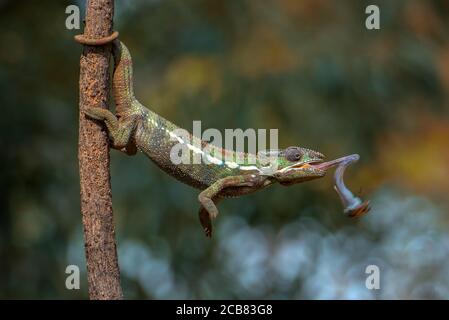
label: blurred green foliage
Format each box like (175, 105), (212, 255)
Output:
(0, 0), (448, 299)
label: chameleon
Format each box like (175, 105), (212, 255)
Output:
(83, 40), (369, 237)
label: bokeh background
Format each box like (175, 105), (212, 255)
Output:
(1, 0), (449, 299)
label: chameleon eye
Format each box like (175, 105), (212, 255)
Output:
(285, 147), (303, 162)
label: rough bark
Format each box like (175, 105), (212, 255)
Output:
(78, 0), (123, 299)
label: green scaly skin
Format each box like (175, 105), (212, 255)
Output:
(85, 40), (353, 237)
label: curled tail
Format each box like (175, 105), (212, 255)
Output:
(112, 40), (137, 115)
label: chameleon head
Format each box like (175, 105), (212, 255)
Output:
(270, 146), (327, 185)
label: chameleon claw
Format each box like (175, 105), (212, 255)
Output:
(333, 155), (370, 217)
(74, 31), (119, 46)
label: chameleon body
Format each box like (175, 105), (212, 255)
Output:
(85, 40), (361, 237)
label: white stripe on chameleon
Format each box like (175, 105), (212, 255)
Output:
(165, 128), (260, 170)
(206, 154), (223, 165)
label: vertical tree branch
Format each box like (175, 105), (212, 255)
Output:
(78, 0), (123, 299)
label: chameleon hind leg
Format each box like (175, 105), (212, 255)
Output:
(198, 175), (255, 237)
(85, 107), (137, 155)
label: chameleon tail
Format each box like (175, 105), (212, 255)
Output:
(333, 155), (370, 218)
(112, 40), (137, 116)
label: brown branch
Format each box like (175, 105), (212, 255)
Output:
(78, 0), (123, 299)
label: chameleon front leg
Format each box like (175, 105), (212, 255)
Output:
(85, 107), (137, 155)
(198, 175), (255, 237)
